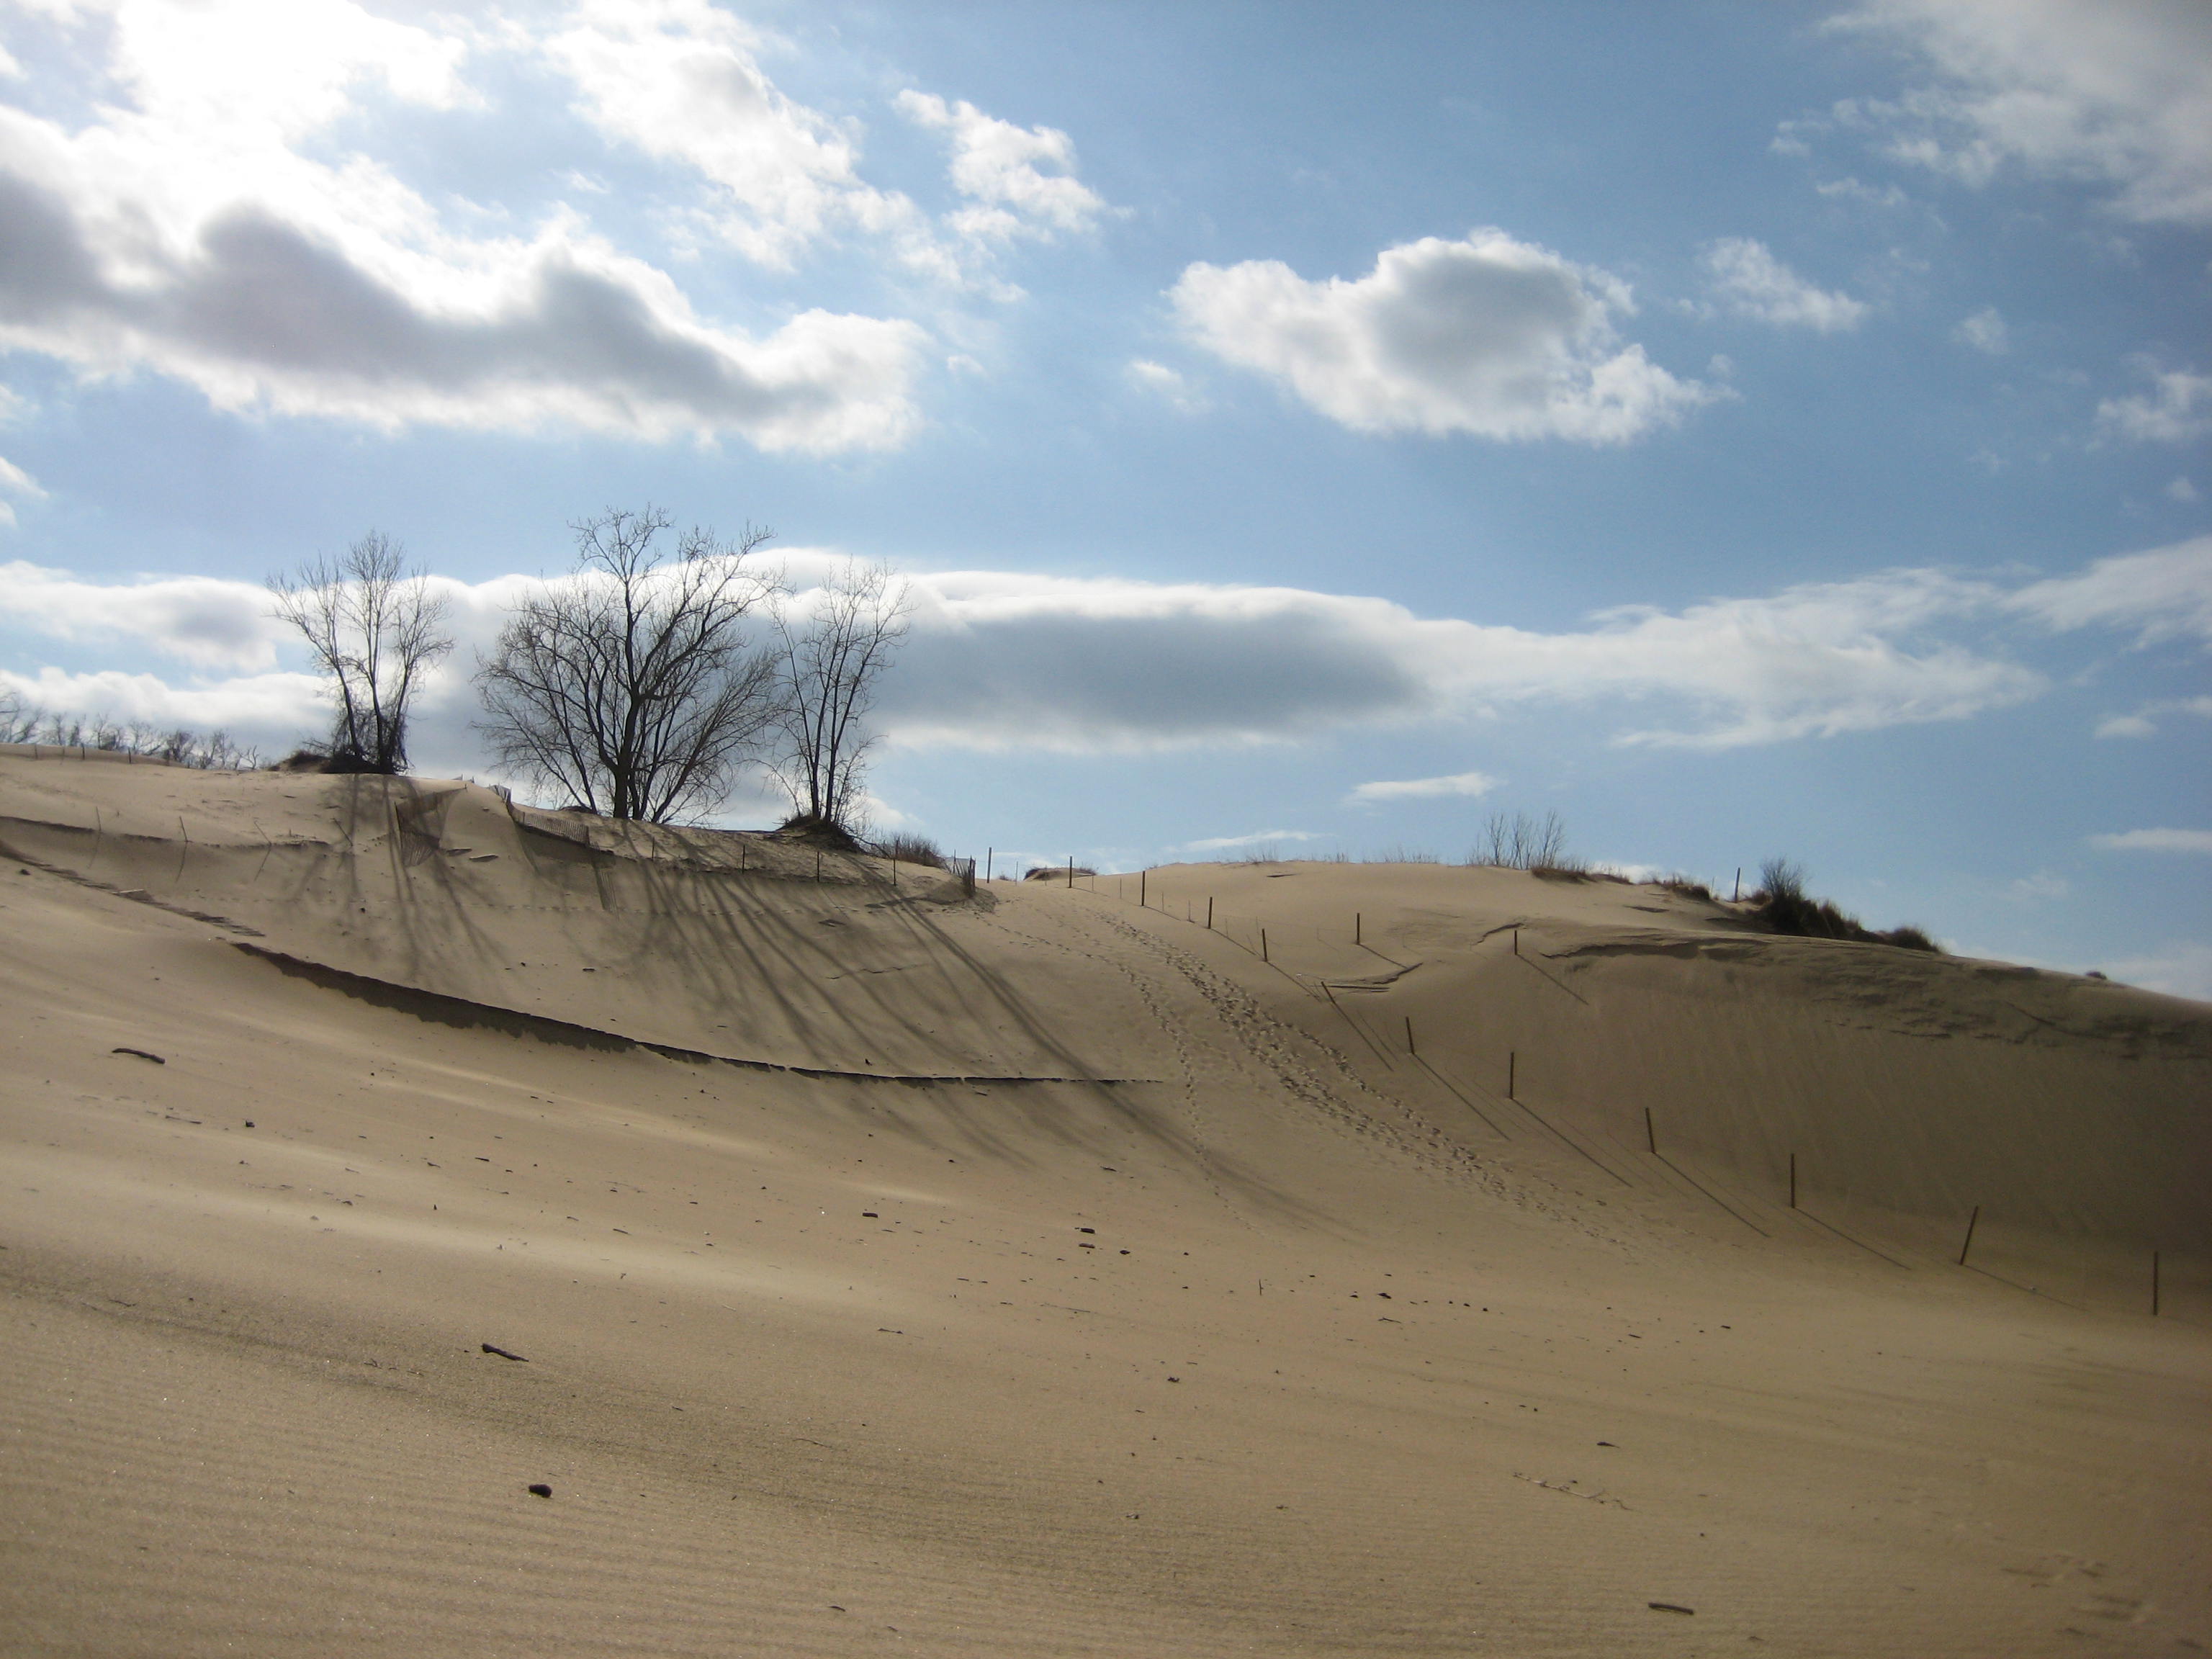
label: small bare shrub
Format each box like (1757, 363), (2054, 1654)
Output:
(875, 832), (946, 868)
(1024, 864), (1096, 881)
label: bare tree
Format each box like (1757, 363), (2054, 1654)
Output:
(477, 507), (779, 823)
(768, 561), (911, 835)
(269, 532), (453, 773)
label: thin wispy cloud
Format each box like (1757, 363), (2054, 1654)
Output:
(1346, 770), (1498, 804)
(2089, 827), (2212, 855)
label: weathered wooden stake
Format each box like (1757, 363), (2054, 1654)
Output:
(1404, 1015), (1415, 1055)
(1511, 926), (1520, 956)
(1205, 896), (1214, 929)
(1261, 927), (1269, 963)
(986, 847), (992, 882)
(1140, 869), (1147, 907)
(1066, 855), (1074, 889)
(1645, 1107), (1656, 1155)
(1355, 912), (1362, 946)
(1958, 1205), (1981, 1267)
(1733, 866), (1742, 902)
(1508, 1050), (1517, 1100)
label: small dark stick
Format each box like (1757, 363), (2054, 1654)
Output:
(1508, 1050), (1516, 1100)
(986, 846), (992, 882)
(1511, 925), (1519, 956)
(1355, 912), (1362, 946)
(1261, 927), (1269, 963)
(1645, 1107), (1656, 1155)
(1404, 1015), (1415, 1056)
(1066, 855), (1074, 889)
(1958, 1205), (1981, 1267)
(1139, 868), (1147, 907)
(1206, 896), (1213, 929)
(481, 1342), (529, 1362)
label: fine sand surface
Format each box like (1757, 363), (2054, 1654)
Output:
(2, 748), (2207, 1656)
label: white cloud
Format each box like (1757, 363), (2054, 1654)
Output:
(2089, 827), (2212, 855)
(0, 452), (42, 526)
(2097, 366), (2212, 444)
(14, 535), (2212, 765)
(1182, 830), (1323, 852)
(2006, 869), (2069, 900)
(2096, 941), (2212, 1002)
(1699, 238), (1869, 332)
(0, 558), (286, 670)
(1346, 770), (1498, 804)
(2007, 535), (2212, 645)
(1953, 305), (2009, 353)
(1126, 358), (1204, 411)
(1835, 0), (2212, 225)
(1169, 228), (1712, 444)
(543, 0), (917, 271)
(0, 0), (928, 449)
(895, 90), (1108, 247)
(2094, 694), (2212, 739)
(2168, 477), (2200, 503)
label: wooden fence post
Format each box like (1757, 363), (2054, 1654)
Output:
(1958, 1205), (1981, 1267)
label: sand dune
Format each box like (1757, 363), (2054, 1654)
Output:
(2, 747), (2207, 1655)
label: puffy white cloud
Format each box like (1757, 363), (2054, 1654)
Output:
(1953, 305), (2009, 353)
(895, 91), (1108, 247)
(1346, 770), (1498, 804)
(0, 0), (927, 449)
(2089, 827), (2212, 855)
(2097, 366), (2212, 444)
(1699, 238), (1869, 332)
(2007, 535), (2212, 645)
(2168, 477), (2200, 503)
(1833, 0), (2212, 225)
(1169, 229), (1712, 444)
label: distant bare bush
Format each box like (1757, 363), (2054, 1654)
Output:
(1024, 865), (1096, 881)
(1364, 845), (1440, 865)
(1471, 810), (1583, 873)
(0, 695), (255, 769)
(875, 832), (946, 868)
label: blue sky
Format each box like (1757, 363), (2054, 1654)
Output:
(0, 0), (2207, 994)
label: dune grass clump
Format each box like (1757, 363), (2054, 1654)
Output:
(1023, 865), (1097, 881)
(1657, 873), (1715, 902)
(1753, 858), (1939, 953)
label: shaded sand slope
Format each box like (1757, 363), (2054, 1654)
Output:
(2, 750), (2208, 1657)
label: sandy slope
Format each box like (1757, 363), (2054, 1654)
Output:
(1, 749), (2207, 1657)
